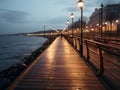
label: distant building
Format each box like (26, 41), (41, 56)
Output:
(88, 3), (120, 36)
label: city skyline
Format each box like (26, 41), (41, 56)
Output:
(0, 0), (119, 34)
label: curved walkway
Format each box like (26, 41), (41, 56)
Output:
(9, 37), (106, 90)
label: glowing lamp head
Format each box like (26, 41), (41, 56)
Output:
(67, 20), (69, 24)
(70, 13), (74, 19)
(116, 20), (119, 23)
(77, 0), (84, 9)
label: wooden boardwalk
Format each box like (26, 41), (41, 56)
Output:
(9, 37), (106, 90)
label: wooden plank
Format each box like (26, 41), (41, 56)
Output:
(9, 37), (106, 90)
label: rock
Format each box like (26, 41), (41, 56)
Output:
(14, 63), (27, 75)
(5, 63), (27, 81)
(0, 78), (10, 89)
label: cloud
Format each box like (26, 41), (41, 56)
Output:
(55, 0), (70, 5)
(44, 17), (66, 25)
(66, 7), (78, 12)
(0, 9), (29, 23)
(40, 17), (67, 29)
(101, 0), (120, 5)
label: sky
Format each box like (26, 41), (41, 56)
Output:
(0, 0), (119, 34)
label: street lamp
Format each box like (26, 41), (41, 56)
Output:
(67, 20), (70, 36)
(100, 3), (104, 38)
(105, 22), (107, 32)
(116, 20), (119, 29)
(70, 13), (74, 45)
(70, 13), (74, 37)
(67, 20), (70, 27)
(116, 20), (119, 37)
(116, 20), (119, 23)
(77, 0), (84, 56)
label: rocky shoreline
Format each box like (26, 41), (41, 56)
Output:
(0, 36), (57, 90)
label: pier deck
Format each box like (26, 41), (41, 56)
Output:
(9, 37), (106, 90)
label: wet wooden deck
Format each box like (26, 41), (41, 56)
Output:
(9, 37), (106, 90)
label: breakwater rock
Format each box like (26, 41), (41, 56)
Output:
(0, 36), (57, 89)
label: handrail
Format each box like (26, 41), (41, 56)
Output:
(93, 37), (120, 45)
(93, 37), (120, 42)
(84, 39), (120, 56)
(84, 39), (120, 50)
(84, 39), (120, 75)
(64, 35), (120, 89)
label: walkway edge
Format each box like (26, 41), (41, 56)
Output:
(7, 38), (58, 90)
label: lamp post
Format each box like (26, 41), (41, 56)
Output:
(96, 24), (99, 33)
(70, 13), (74, 37)
(105, 22), (107, 32)
(70, 13), (74, 45)
(115, 20), (119, 37)
(67, 20), (70, 36)
(77, 0), (84, 56)
(116, 20), (119, 31)
(100, 3), (104, 38)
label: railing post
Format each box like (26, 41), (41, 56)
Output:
(72, 37), (74, 46)
(85, 40), (89, 62)
(78, 37), (81, 52)
(70, 36), (73, 46)
(71, 37), (73, 45)
(68, 35), (71, 43)
(73, 36), (76, 48)
(77, 37), (79, 50)
(75, 37), (77, 48)
(96, 44), (104, 76)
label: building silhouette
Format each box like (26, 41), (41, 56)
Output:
(88, 3), (120, 36)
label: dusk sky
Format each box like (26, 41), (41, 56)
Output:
(0, 0), (119, 34)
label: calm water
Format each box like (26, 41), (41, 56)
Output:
(0, 35), (47, 72)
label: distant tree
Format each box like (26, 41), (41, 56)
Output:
(69, 19), (86, 29)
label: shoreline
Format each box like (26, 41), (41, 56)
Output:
(0, 36), (58, 89)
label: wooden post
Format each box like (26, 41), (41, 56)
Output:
(85, 40), (89, 62)
(96, 44), (104, 76)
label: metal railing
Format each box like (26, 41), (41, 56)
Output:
(64, 35), (120, 89)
